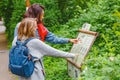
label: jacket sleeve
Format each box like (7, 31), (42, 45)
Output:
(14, 22), (20, 38)
(29, 39), (75, 58)
(45, 31), (70, 44)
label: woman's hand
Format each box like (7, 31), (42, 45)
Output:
(74, 54), (79, 58)
(69, 39), (79, 44)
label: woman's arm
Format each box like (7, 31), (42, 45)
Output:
(29, 39), (75, 58)
(45, 31), (70, 44)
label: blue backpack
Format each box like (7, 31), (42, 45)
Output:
(9, 38), (35, 77)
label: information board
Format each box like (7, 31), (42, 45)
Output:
(67, 29), (98, 80)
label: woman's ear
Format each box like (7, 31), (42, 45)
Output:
(40, 10), (44, 21)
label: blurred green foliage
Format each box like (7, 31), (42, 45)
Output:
(0, 0), (120, 80)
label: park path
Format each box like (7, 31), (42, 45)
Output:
(0, 21), (17, 80)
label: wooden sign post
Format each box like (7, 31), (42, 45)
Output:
(25, 0), (30, 10)
(67, 23), (98, 80)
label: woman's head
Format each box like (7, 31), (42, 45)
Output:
(24, 3), (44, 24)
(18, 18), (37, 40)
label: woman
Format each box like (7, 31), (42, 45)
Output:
(14, 3), (78, 44)
(12, 18), (78, 80)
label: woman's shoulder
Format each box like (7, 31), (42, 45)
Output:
(28, 38), (44, 47)
(29, 38), (42, 44)
(15, 22), (21, 29)
(17, 22), (21, 26)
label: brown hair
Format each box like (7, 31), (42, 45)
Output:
(23, 3), (44, 24)
(18, 18), (37, 40)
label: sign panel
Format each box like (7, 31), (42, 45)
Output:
(67, 29), (98, 80)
